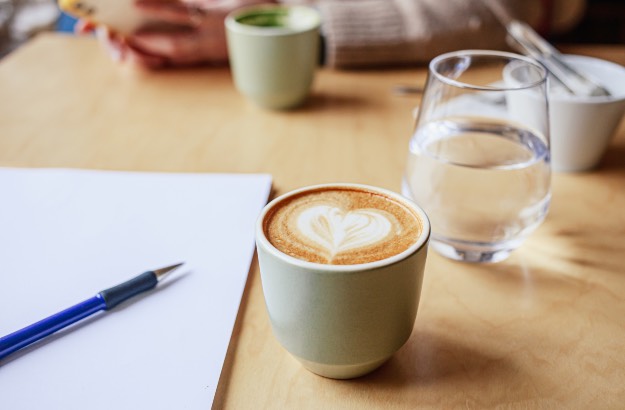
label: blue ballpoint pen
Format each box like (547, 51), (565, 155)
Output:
(0, 263), (183, 361)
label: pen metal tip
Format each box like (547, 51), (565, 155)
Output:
(153, 263), (184, 280)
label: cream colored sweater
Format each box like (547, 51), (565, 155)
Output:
(282, 0), (550, 68)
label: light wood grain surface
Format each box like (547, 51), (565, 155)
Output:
(1, 34), (624, 409)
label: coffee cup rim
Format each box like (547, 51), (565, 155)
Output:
(546, 54), (625, 103)
(225, 4), (321, 37)
(256, 183), (431, 272)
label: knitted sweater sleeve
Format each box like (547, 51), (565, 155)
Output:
(311, 0), (531, 68)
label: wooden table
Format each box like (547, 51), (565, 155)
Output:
(2, 34), (624, 409)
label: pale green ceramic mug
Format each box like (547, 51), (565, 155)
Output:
(255, 183), (430, 379)
(225, 4), (321, 110)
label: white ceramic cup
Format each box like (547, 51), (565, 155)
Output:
(255, 183), (430, 379)
(225, 4), (321, 110)
(505, 55), (625, 172)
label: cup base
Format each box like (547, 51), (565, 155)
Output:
(250, 95), (307, 110)
(294, 354), (390, 379)
(431, 238), (518, 263)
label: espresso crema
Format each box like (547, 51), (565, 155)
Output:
(263, 187), (423, 265)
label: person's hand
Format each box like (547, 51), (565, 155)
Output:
(77, 0), (271, 69)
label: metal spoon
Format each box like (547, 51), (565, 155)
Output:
(482, 0), (611, 97)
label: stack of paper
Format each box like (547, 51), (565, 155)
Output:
(0, 168), (272, 409)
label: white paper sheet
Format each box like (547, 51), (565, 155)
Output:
(0, 168), (272, 410)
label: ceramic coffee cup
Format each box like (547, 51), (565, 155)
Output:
(225, 4), (321, 110)
(255, 183), (430, 379)
(505, 54), (625, 172)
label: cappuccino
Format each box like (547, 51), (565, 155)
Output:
(256, 183), (430, 378)
(263, 186), (423, 265)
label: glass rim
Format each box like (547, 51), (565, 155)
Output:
(429, 49), (548, 91)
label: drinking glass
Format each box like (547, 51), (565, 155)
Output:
(402, 50), (551, 263)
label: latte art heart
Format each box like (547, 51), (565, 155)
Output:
(296, 205), (393, 257)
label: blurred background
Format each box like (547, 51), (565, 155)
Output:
(1, 0), (624, 60)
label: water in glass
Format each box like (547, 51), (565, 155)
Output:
(403, 117), (551, 263)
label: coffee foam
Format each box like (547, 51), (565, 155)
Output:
(263, 187), (423, 265)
